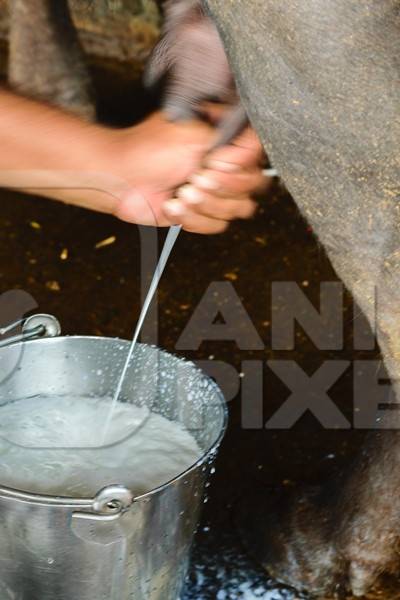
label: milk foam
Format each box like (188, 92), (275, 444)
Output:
(0, 395), (201, 497)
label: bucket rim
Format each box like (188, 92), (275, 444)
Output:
(0, 335), (228, 507)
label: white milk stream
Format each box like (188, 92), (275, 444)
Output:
(0, 395), (201, 497)
(102, 225), (182, 442)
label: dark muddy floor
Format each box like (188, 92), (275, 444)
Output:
(0, 63), (395, 599)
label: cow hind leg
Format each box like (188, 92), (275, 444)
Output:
(8, 0), (95, 119)
(237, 483), (349, 596)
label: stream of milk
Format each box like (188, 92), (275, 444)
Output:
(102, 225), (182, 442)
(0, 395), (201, 497)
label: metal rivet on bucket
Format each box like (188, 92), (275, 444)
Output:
(92, 485), (134, 515)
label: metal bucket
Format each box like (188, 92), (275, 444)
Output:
(0, 316), (227, 600)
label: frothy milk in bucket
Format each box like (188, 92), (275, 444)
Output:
(0, 395), (201, 497)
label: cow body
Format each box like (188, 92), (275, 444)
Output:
(202, 0), (400, 596)
(9, 0), (95, 119)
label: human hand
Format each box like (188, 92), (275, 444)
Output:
(110, 112), (214, 227)
(163, 124), (268, 233)
(111, 111), (269, 233)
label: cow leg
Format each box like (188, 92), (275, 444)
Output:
(8, 0), (95, 119)
(204, 0), (400, 595)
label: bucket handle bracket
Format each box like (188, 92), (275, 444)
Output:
(0, 313), (61, 348)
(72, 485), (135, 522)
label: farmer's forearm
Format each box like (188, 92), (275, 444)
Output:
(0, 88), (127, 213)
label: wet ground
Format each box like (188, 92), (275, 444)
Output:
(0, 64), (395, 599)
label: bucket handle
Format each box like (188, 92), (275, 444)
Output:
(0, 313), (61, 348)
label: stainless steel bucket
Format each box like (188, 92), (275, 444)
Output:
(0, 317), (227, 600)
